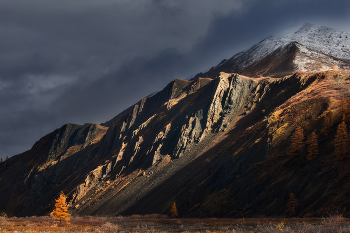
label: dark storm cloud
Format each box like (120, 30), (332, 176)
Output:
(0, 0), (349, 159)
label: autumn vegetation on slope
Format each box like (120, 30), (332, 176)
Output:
(1, 71), (350, 219)
(136, 71), (350, 218)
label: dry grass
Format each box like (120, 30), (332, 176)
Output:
(0, 215), (350, 232)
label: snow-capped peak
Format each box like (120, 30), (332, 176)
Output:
(270, 23), (350, 60)
(273, 22), (307, 39)
(223, 23), (350, 70)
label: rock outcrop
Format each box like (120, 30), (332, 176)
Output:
(2, 70), (350, 218)
(1, 24), (350, 218)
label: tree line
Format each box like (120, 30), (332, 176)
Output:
(288, 97), (350, 161)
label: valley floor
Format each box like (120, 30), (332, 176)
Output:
(0, 215), (349, 232)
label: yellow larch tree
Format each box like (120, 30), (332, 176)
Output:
(170, 202), (178, 218)
(306, 131), (319, 161)
(334, 120), (349, 161)
(288, 127), (304, 157)
(52, 192), (71, 223)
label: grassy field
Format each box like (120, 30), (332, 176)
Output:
(0, 215), (350, 232)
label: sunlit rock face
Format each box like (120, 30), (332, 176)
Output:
(1, 24), (350, 218)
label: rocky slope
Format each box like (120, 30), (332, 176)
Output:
(1, 24), (350, 218)
(0, 123), (108, 216)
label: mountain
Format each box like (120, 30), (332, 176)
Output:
(194, 23), (350, 79)
(1, 24), (350, 218)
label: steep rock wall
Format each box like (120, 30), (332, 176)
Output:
(2, 71), (350, 218)
(118, 71), (350, 218)
(72, 72), (310, 216)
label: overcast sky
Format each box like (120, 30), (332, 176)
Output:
(0, 0), (349, 159)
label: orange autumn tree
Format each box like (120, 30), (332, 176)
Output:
(52, 192), (71, 223)
(334, 120), (349, 161)
(170, 202), (178, 218)
(306, 131), (319, 161)
(288, 127), (304, 157)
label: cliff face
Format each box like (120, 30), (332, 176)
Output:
(71, 73), (263, 216)
(123, 71), (350, 218)
(3, 70), (350, 218)
(1, 24), (350, 218)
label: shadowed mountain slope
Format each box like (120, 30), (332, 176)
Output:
(1, 24), (350, 218)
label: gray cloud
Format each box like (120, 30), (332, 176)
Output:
(0, 0), (349, 159)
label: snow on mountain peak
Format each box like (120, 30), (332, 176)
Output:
(272, 23), (350, 60)
(221, 23), (350, 71)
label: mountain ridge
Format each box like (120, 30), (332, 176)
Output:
(194, 23), (350, 80)
(1, 24), (350, 218)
